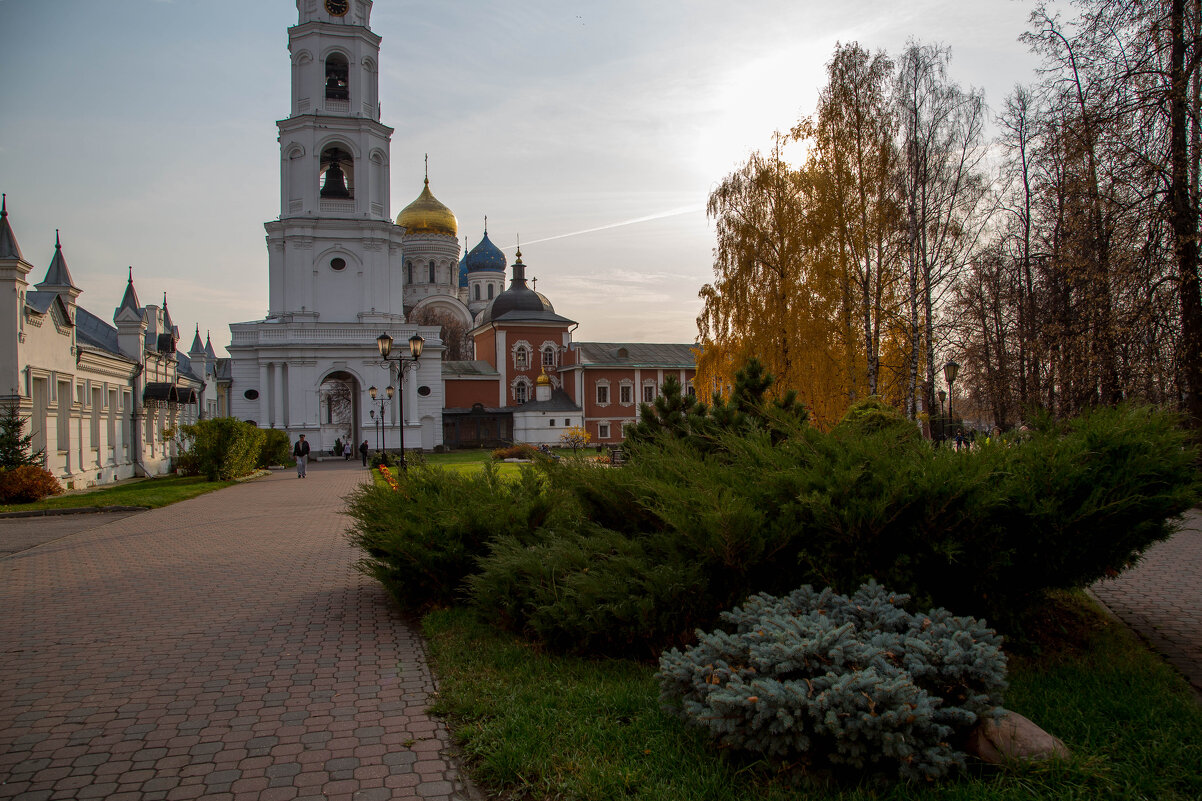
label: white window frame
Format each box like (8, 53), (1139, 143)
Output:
(619, 382), (633, 405)
(598, 422), (610, 439)
(512, 377), (531, 404)
(512, 340), (533, 371)
(595, 379), (610, 406)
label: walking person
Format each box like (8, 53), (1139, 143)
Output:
(343, 440), (351, 460)
(293, 433), (311, 478)
(359, 439), (369, 467)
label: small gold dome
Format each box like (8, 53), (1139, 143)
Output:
(536, 368), (551, 386)
(396, 179), (458, 236)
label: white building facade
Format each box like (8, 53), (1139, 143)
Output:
(0, 203), (219, 489)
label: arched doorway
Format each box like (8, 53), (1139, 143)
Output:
(319, 370), (359, 456)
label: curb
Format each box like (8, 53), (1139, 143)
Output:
(0, 505), (149, 519)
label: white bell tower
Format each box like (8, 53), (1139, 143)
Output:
(264, 0), (404, 325)
(228, 0), (445, 456)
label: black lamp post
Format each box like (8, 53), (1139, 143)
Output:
(368, 386), (392, 453)
(937, 389), (947, 443)
(377, 332), (425, 472)
(943, 360), (960, 445)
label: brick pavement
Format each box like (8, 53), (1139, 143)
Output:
(1092, 508), (1202, 697)
(0, 460), (479, 801)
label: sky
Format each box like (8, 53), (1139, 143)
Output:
(0, 0), (1046, 357)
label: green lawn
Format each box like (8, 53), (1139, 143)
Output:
(418, 448), (596, 478)
(0, 474), (237, 513)
(423, 595), (1202, 801)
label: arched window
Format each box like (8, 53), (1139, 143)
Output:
(324, 53), (349, 101)
(541, 345), (557, 367)
(514, 346), (530, 370)
(487, 284), (494, 299)
(319, 146), (353, 198)
(473, 285), (480, 300)
(428, 260), (435, 283)
(406, 261), (413, 284)
(513, 380), (530, 404)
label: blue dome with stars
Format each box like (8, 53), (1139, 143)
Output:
(458, 252), (469, 288)
(466, 231), (507, 273)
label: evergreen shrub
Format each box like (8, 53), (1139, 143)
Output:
(258, 429), (293, 467)
(658, 582), (1007, 781)
(0, 402), (44, 469)
(467, 522), (709, 655)
(347, 461), (577, 610)
(470, 405), (1197, 651)
(0, 464), (64, 503)
(370, 450), (399, 468)
(175, 417), (265, 480)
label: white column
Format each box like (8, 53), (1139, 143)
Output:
(405, 363), (419, 425)
(273, 362), (285, 428)
(496, 330), (507, 407)
(282, 362), (290, 427)
(259, 362), (270, 425)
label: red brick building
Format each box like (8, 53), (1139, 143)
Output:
(441, 251), (696, 448)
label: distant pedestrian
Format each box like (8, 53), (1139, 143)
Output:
(359, 439), (369, 466)
(954, 429), (964, 451)
(293, 434), (310, 478)
(343, 440), (352, 460)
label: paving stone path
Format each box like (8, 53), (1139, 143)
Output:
(0, 460), (478, 801)
(1092, 507), (1202, 697)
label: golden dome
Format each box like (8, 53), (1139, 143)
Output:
(396, 179), (458, 236)
(536, 368), (551, 386)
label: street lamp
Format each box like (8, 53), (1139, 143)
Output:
(368, 385), (393, 453)
(937, 389), (947, 444)
(943, 360), (960, 447)
(377, 332), (425, 472)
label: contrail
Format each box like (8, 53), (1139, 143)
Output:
(499, 204), (705, 249)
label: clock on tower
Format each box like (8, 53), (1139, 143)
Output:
(325, 0), (349, 17)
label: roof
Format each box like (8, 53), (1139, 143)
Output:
(443, 360), (500, 377)
(515, 389), (581, 413)
(25, 290), (73, 326)
(116, 269), (141, 318)
(490, 309), (576, 326)
(144, 383), (197, 404)
(0, 195), (23, 261)
(443, 405), (512, 416)
(466, 231), (507, 273)
(176, 351), (202, 382)
(189, 326), (205, 354)
(75, 307), (122, 355)
(38, 231), (78, 290)
(25, 290), (56, 315)
(396, 178), (457, 236)
(479, 254), (561, 324)
(574, 342), (699, 368)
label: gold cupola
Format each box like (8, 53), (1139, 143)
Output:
(396, 178), (458, 237)
(536, 367), (552, 386)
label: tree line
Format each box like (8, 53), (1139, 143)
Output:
(696, 1), (1202, 431)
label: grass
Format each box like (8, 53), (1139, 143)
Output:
(422, 593), (1202, 801)
(418, 448), (599, 479)
(0, 474), (237, 513)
